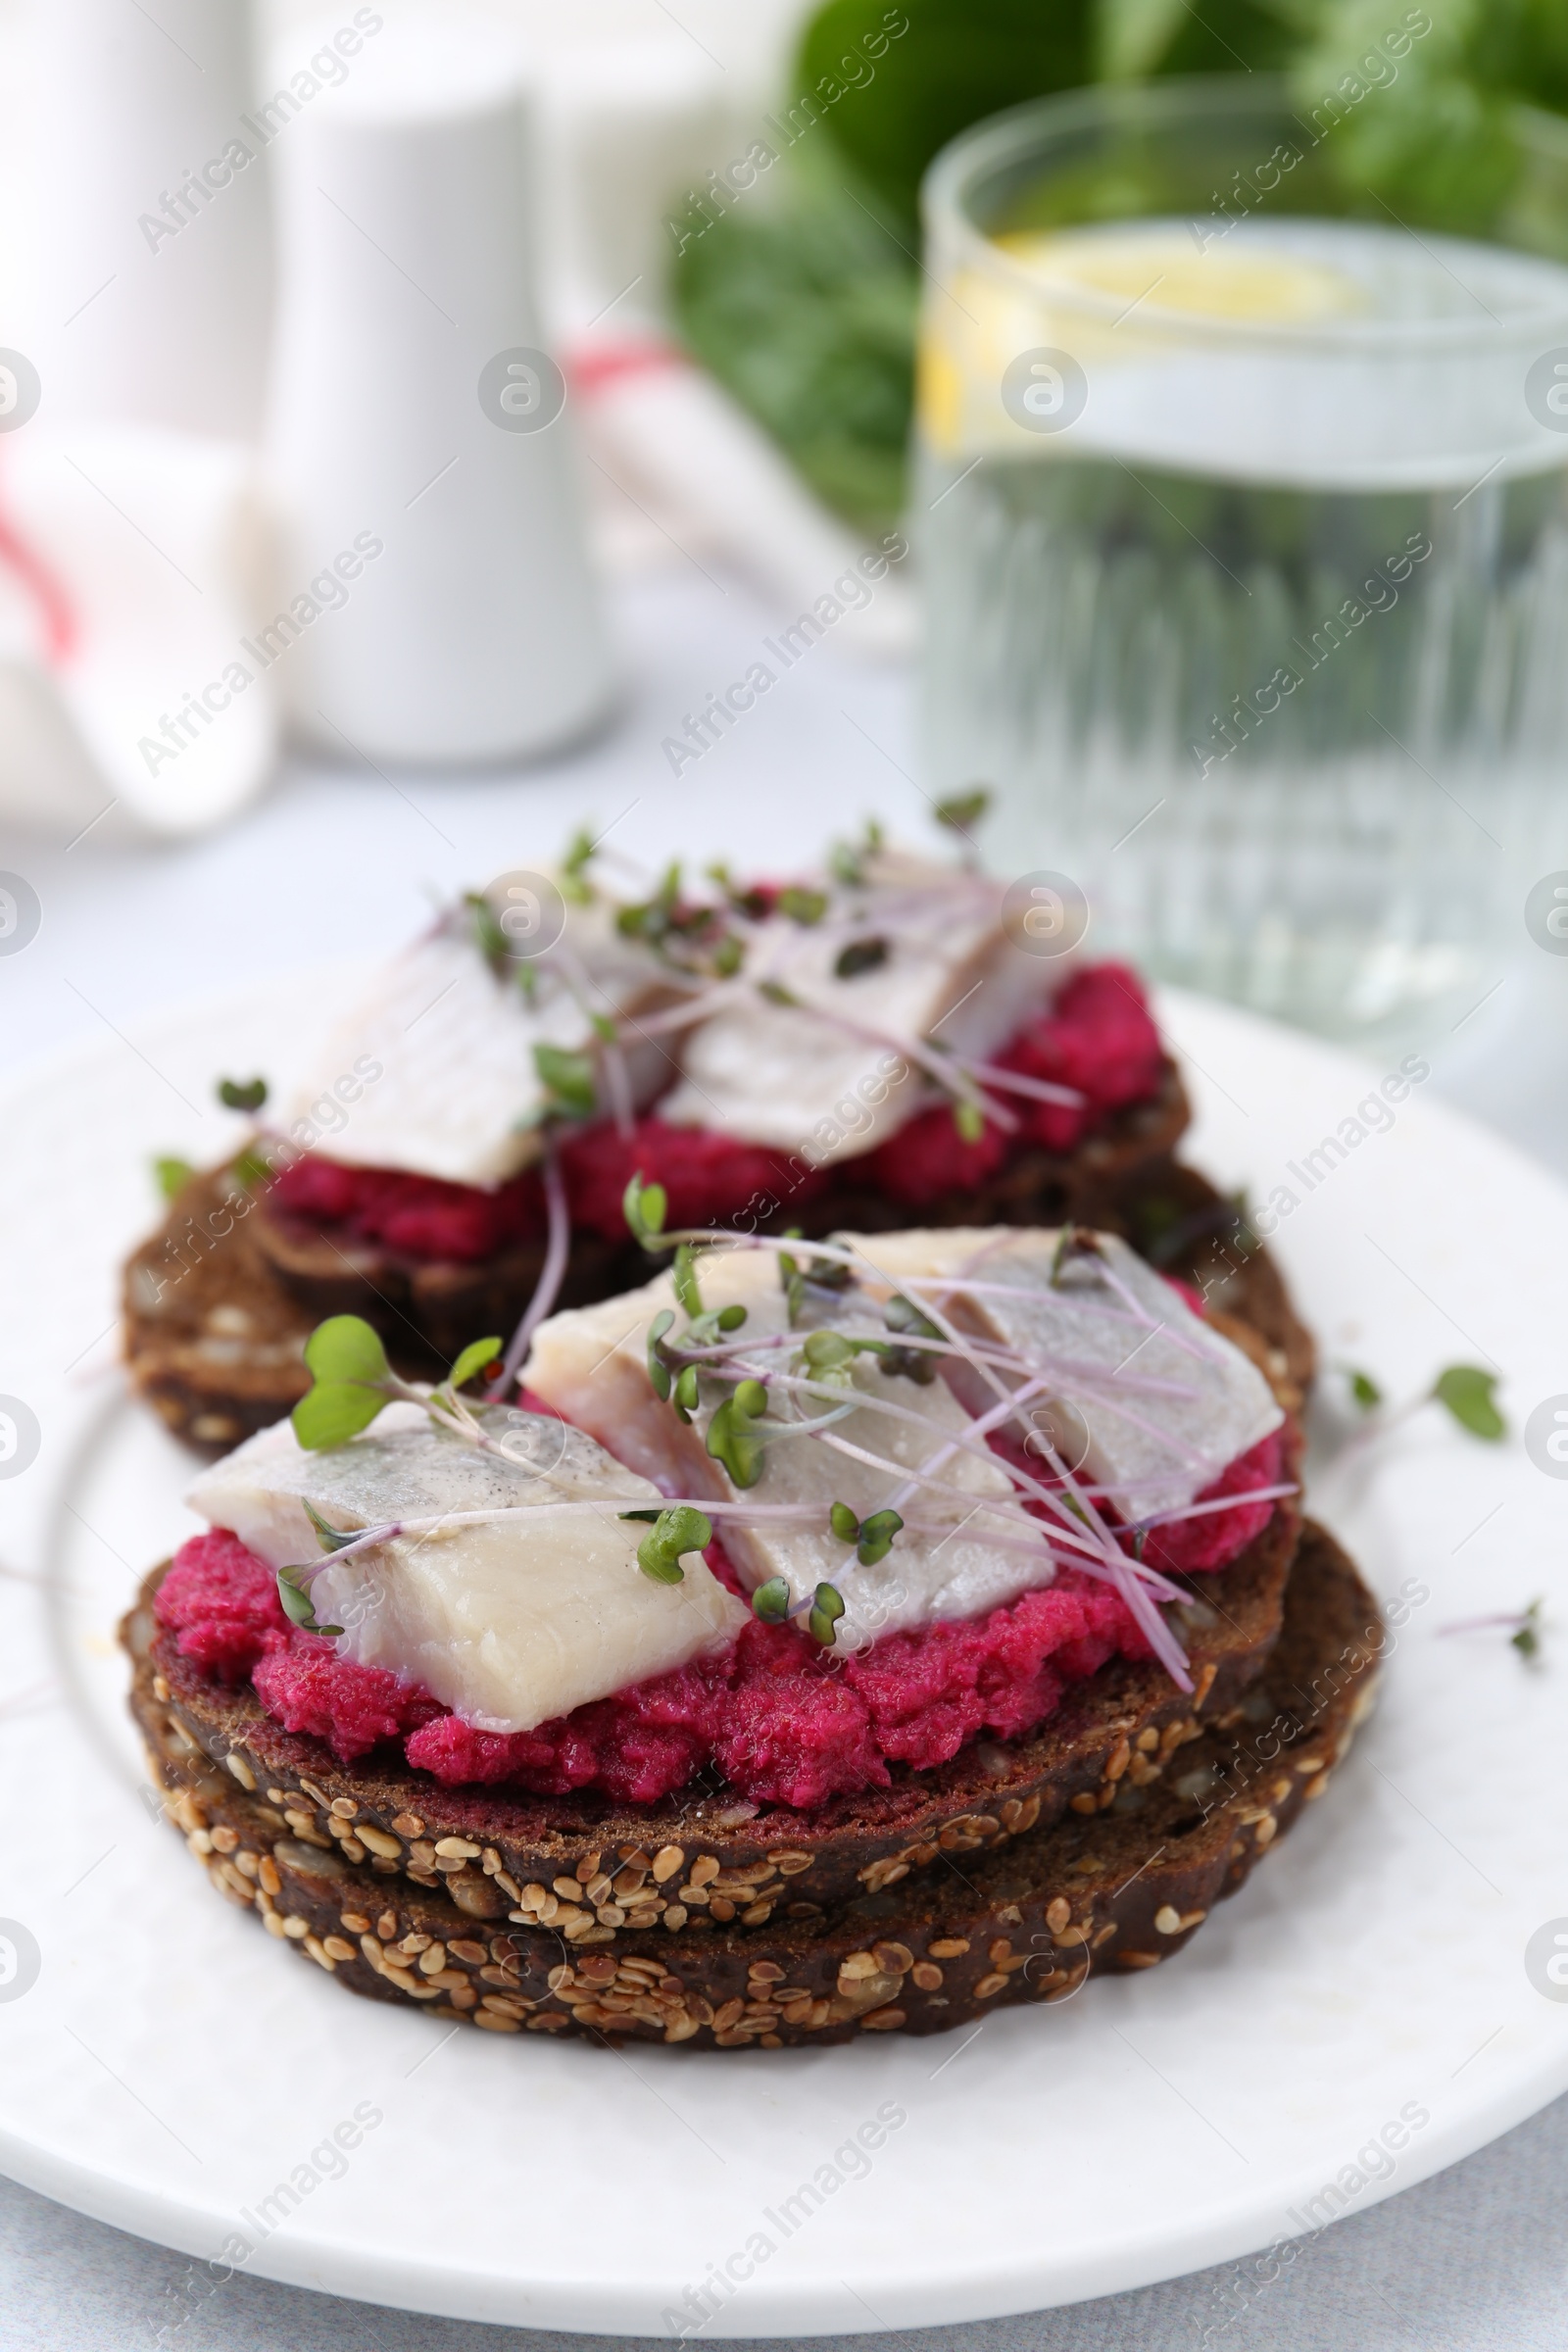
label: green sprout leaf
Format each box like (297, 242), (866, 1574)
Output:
(303, 1500), (358, 1554)
(218, 1075), (268, 1112)
(1341, 1365), (1383, 1412)
(934, 788), (991, 836)
(711, 933), (745, 978)
(464, 889), (512, 974)
(885, 1295), (940, 1343)
(881, 1295), (939, 1385)
(829, 1500), (860, 1544)
(624, 1173), (667, 1249)
(448, 1336), (504, 1393)
(275, 1562), (342, 1638)
(707, 1382), (769, 1488)
(1433, 1365), (1504, 1442)
(803, 1329), (858, 1383)
(808, 1581), (846, 1646)
(828, 819), (885, 887)
(1049, 1226), (1100, 1288)
(304, 1316), (390, 1388)
(672, 1365), (700, 1422)
(857, 1508), (904, 1566)
(759, 978), (801, 1007)
(954, 1100), (985, 1146)
(533, 1042), (597, 1121)
(776, 885), (828, 926)
(672, 1243), (704, 1318)
(154, 1154), (194, 1200)
(561, 826), (597, 903)
(834, 936), (888, 980)
(646, 1307), (675, 1401)
(1512, 1600), (1544, 1662)
(292, 1381), (387, 1451)
(751, 1577), (792, 1624)
(635, 1504), (712, 1585)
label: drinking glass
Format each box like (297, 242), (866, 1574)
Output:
(917, 78), (1568, 1043)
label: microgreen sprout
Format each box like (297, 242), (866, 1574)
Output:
(532, 1042), (597, 1121)
(628, 1504), (712, 1585)
(275, 1561), (343, 1637)
(217, 1075), (268, 1113)
(855, 1509), (905, 1566)
(623, 1172), (668, 1251)
(1432, 1366), (1504, 1441)
(829, 1500), (861, 1543)
(934, 788), (991, 837)
(561, 827), (598, 903)
(154, 1154), (194, 1200)
(1337, 1362), (1504, 1445)
(1050, 1226), (1102, 1288)
(464, 889), (512, 976)
(808, 1582), (846, 1645)
(751, 1577), (792, 1623)
(778, 1233), (853, 1325)
(882, 1294), (942, 1385)
(828, 818), (884, 887)
(291, 1316), (500, 1452)
(834, 936), (888, 980)
(953, 1101), (985, 1145)
(707, 1379), (769, 1488)
(1440, 1596), (1544, 1664)
(672, 1243), (704, 1318)
(776, 885), (828, 926)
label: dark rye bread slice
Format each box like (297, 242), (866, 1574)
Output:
(122, 1422), (1300, 1925)
(248, 1202), (642, 1372)
(130, 1521), (1379, 2047)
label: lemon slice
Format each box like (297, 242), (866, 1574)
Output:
(994, 228), (1366, 324)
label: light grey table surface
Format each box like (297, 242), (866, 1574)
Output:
(3, 565), (1566, 2348)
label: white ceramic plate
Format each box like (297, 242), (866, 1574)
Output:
(2, 975), (1566, 2336)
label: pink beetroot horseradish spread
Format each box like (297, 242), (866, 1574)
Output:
(155, 1407), (1285, 1812)
(267, 963), (1165, 1262)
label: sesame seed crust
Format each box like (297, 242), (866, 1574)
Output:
(124, 1522), (1378, 2050)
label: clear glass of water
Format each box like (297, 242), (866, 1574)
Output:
(917, 79), (1568, 1044)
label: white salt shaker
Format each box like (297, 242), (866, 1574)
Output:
(19, 0), (272, 437)
(263, 8), (615, 766)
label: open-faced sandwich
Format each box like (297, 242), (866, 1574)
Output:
(123, 828), (1311, 1451)
(124, 1208), (1377, 2049)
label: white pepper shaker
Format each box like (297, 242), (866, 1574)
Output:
(263, 7), (615, 765)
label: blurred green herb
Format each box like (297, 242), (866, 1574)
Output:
(217, 1075), (268, 1113)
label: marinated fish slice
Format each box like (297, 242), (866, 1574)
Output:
(656, 854), (1059, 1160)
(272, 896), (677, 1187)
(841, 1226), (1283, 1519)
(186, 1402), (747, 1733)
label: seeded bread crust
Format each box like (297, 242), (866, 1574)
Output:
(123, 1144), (1308, 1452)
(129, 1522), (1378, 2046)
(123, 1410), (1299, 1927)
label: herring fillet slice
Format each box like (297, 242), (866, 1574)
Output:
(839, 1227), (1284, 1520)
(526, 1256), (1046, 1650)
(654, 853), (1060, 1160)
(271, 895), (675, 1187)
(186, 1403), (747, 1734)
